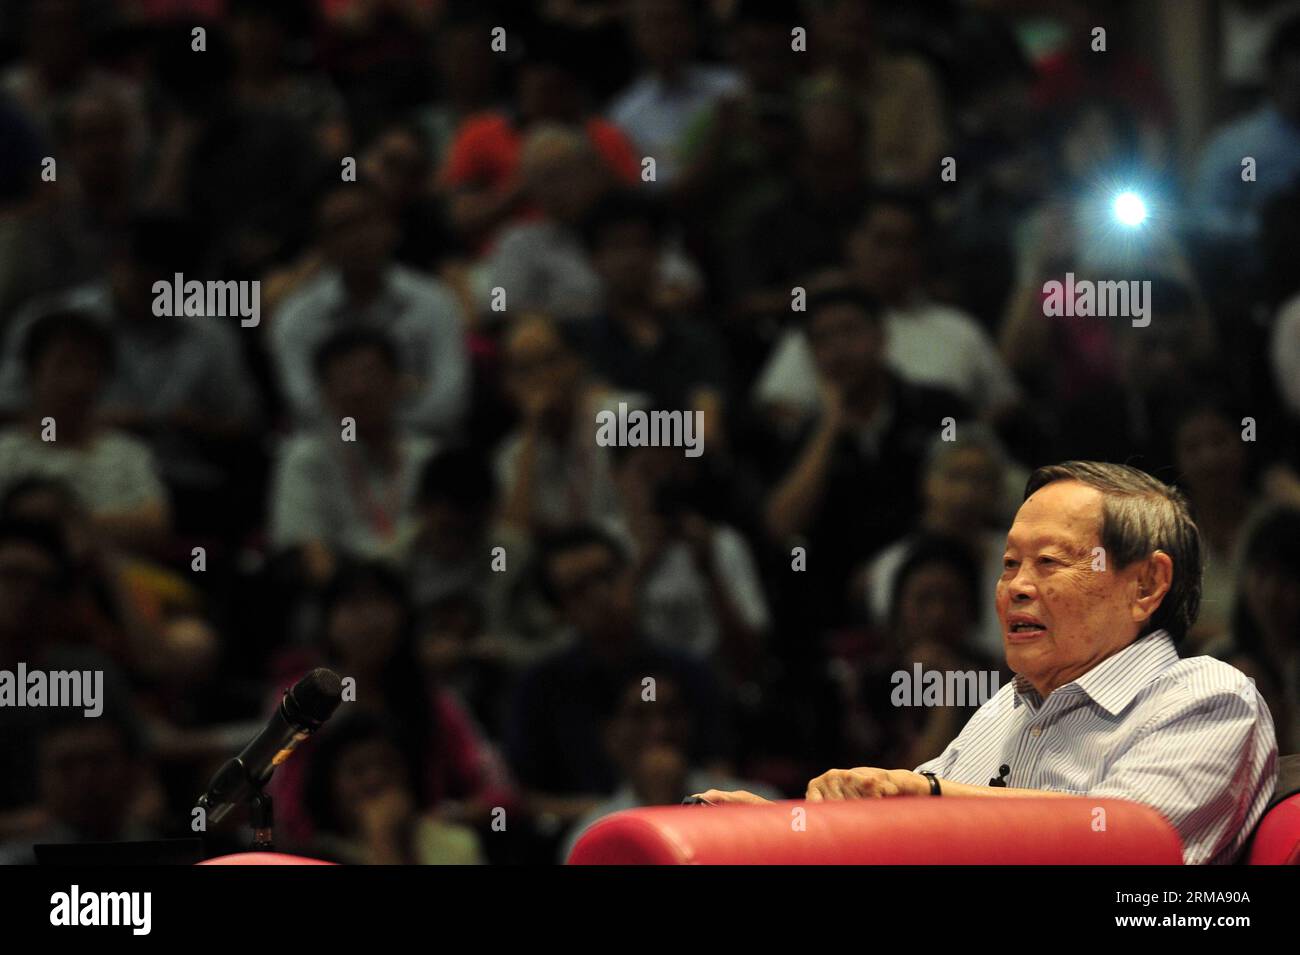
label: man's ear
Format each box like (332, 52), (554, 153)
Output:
(1130, 550), (1174, 625)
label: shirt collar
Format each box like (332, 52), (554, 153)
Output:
(1012, 629), (1179, 715)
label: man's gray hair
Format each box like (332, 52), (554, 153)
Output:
(1024, 461), (1202, 642)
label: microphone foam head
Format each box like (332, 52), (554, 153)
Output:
(293, 668), (344, 723)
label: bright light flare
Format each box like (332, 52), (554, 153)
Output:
(1112, 190), (1148, 228)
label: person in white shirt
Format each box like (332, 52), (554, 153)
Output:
(270, 184), (469, 438)
(0, 310), (168, 552)
(755, 194), (1020, 418)
(270, 328), (437, 586)
(607, 0), (742, 189)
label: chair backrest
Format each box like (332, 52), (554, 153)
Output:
(568, 797), (1184, 865)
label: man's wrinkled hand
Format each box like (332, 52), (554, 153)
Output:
(805, 768), (927, 801)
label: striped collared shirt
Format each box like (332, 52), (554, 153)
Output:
(914, 630), (1278, 864)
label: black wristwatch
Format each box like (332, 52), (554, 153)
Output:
(920, 772), (942, 796)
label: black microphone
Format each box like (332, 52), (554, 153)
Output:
(989, 764), (1011, 787)
(197, 668), (344, 826)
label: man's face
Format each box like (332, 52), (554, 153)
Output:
(317, 192), (396, 275)
(332, 738), (410, 831)
(519, 64), (578, 123)
(997, 481), (1150, 694)
(925, 448), (1002, 529)
(848, 206), (922, 301)
(632, 0), (694, 72)
(68, 96), (132, 194)
(1243, 558), (1300, 656)
(897, 563), (976, 649)
(504, 319), (581, 415)
(31, 338), (106, 416)
(593, 221), (657, 303)
(733, 23), (791, 93)
(808, 303), (884, 390)
(522, 144), (604, 223)
(1175, 410), (1244, 494)
(0, 540), (60, 633)
(327, 590), (403, 671)
(547, 542), (633, 641)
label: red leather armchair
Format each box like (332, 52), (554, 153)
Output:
(1244, 792), (1300, 865)
(199, 852), (336, 865)
(567, 797), (1184, 865)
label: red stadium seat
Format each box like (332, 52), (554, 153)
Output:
(198, 852), (337, 865)
(567, 798), (1183, 864)
(1244, 792), (1300, 865)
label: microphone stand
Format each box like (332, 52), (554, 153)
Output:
(197, 772), (276, 852)
(250, 789), (274, 852)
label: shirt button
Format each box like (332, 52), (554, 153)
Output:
(1030, 726), (1043, 737)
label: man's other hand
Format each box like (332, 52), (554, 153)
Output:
(690, 789), (774, 806)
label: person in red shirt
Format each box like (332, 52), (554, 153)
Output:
(438, 25), (640, 252)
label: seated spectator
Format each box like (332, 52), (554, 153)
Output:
(558, 672), (777, 862)
(438, 24), (639, 250)
(0, 711), (161, 864)
(0, 214), (263, 536)
(358, 120), (458, 275)
(270, 328), (438, 585)
(0, 517), (140, 832)
(849, 535), (1002, 772)
(1172, 396), (1268, 652)
(0, 83), (143, 312)
(757, 285), (969, 630)
(1, 0), (147, 146)
(417, 590), (513, 742)
(861, 428), (1010, 658)
(302, 713), (483, 865)
(582, 190), (726, 430)
(1191, 12), (1300, 250)
(0, 310), (169, 551)
(269, 560), (517, 848)
(403, 446), (498, 613)
(755, 194), (1020, 419)
(1052, 279), (1216, 472)
(608, 444), (769, 677)
(1222, 506), (1300, 755)
(412, 9), (503, 171)
(495, 314), (624, 535)
(1030, 0), (1175, 156)
(726, 81), (870, 306)
(269, 182), (469, 437)
(807, 0), (949, 186)
(607, 0), (742, 190)
(507, 527), (728, 830)
(478, 125), (616, 324)
(227, 0), (350, 158)
(673, 0), (803, 262)
(0, 476), (184, 676)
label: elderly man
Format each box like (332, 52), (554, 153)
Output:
(700, 461), (1278, 865)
